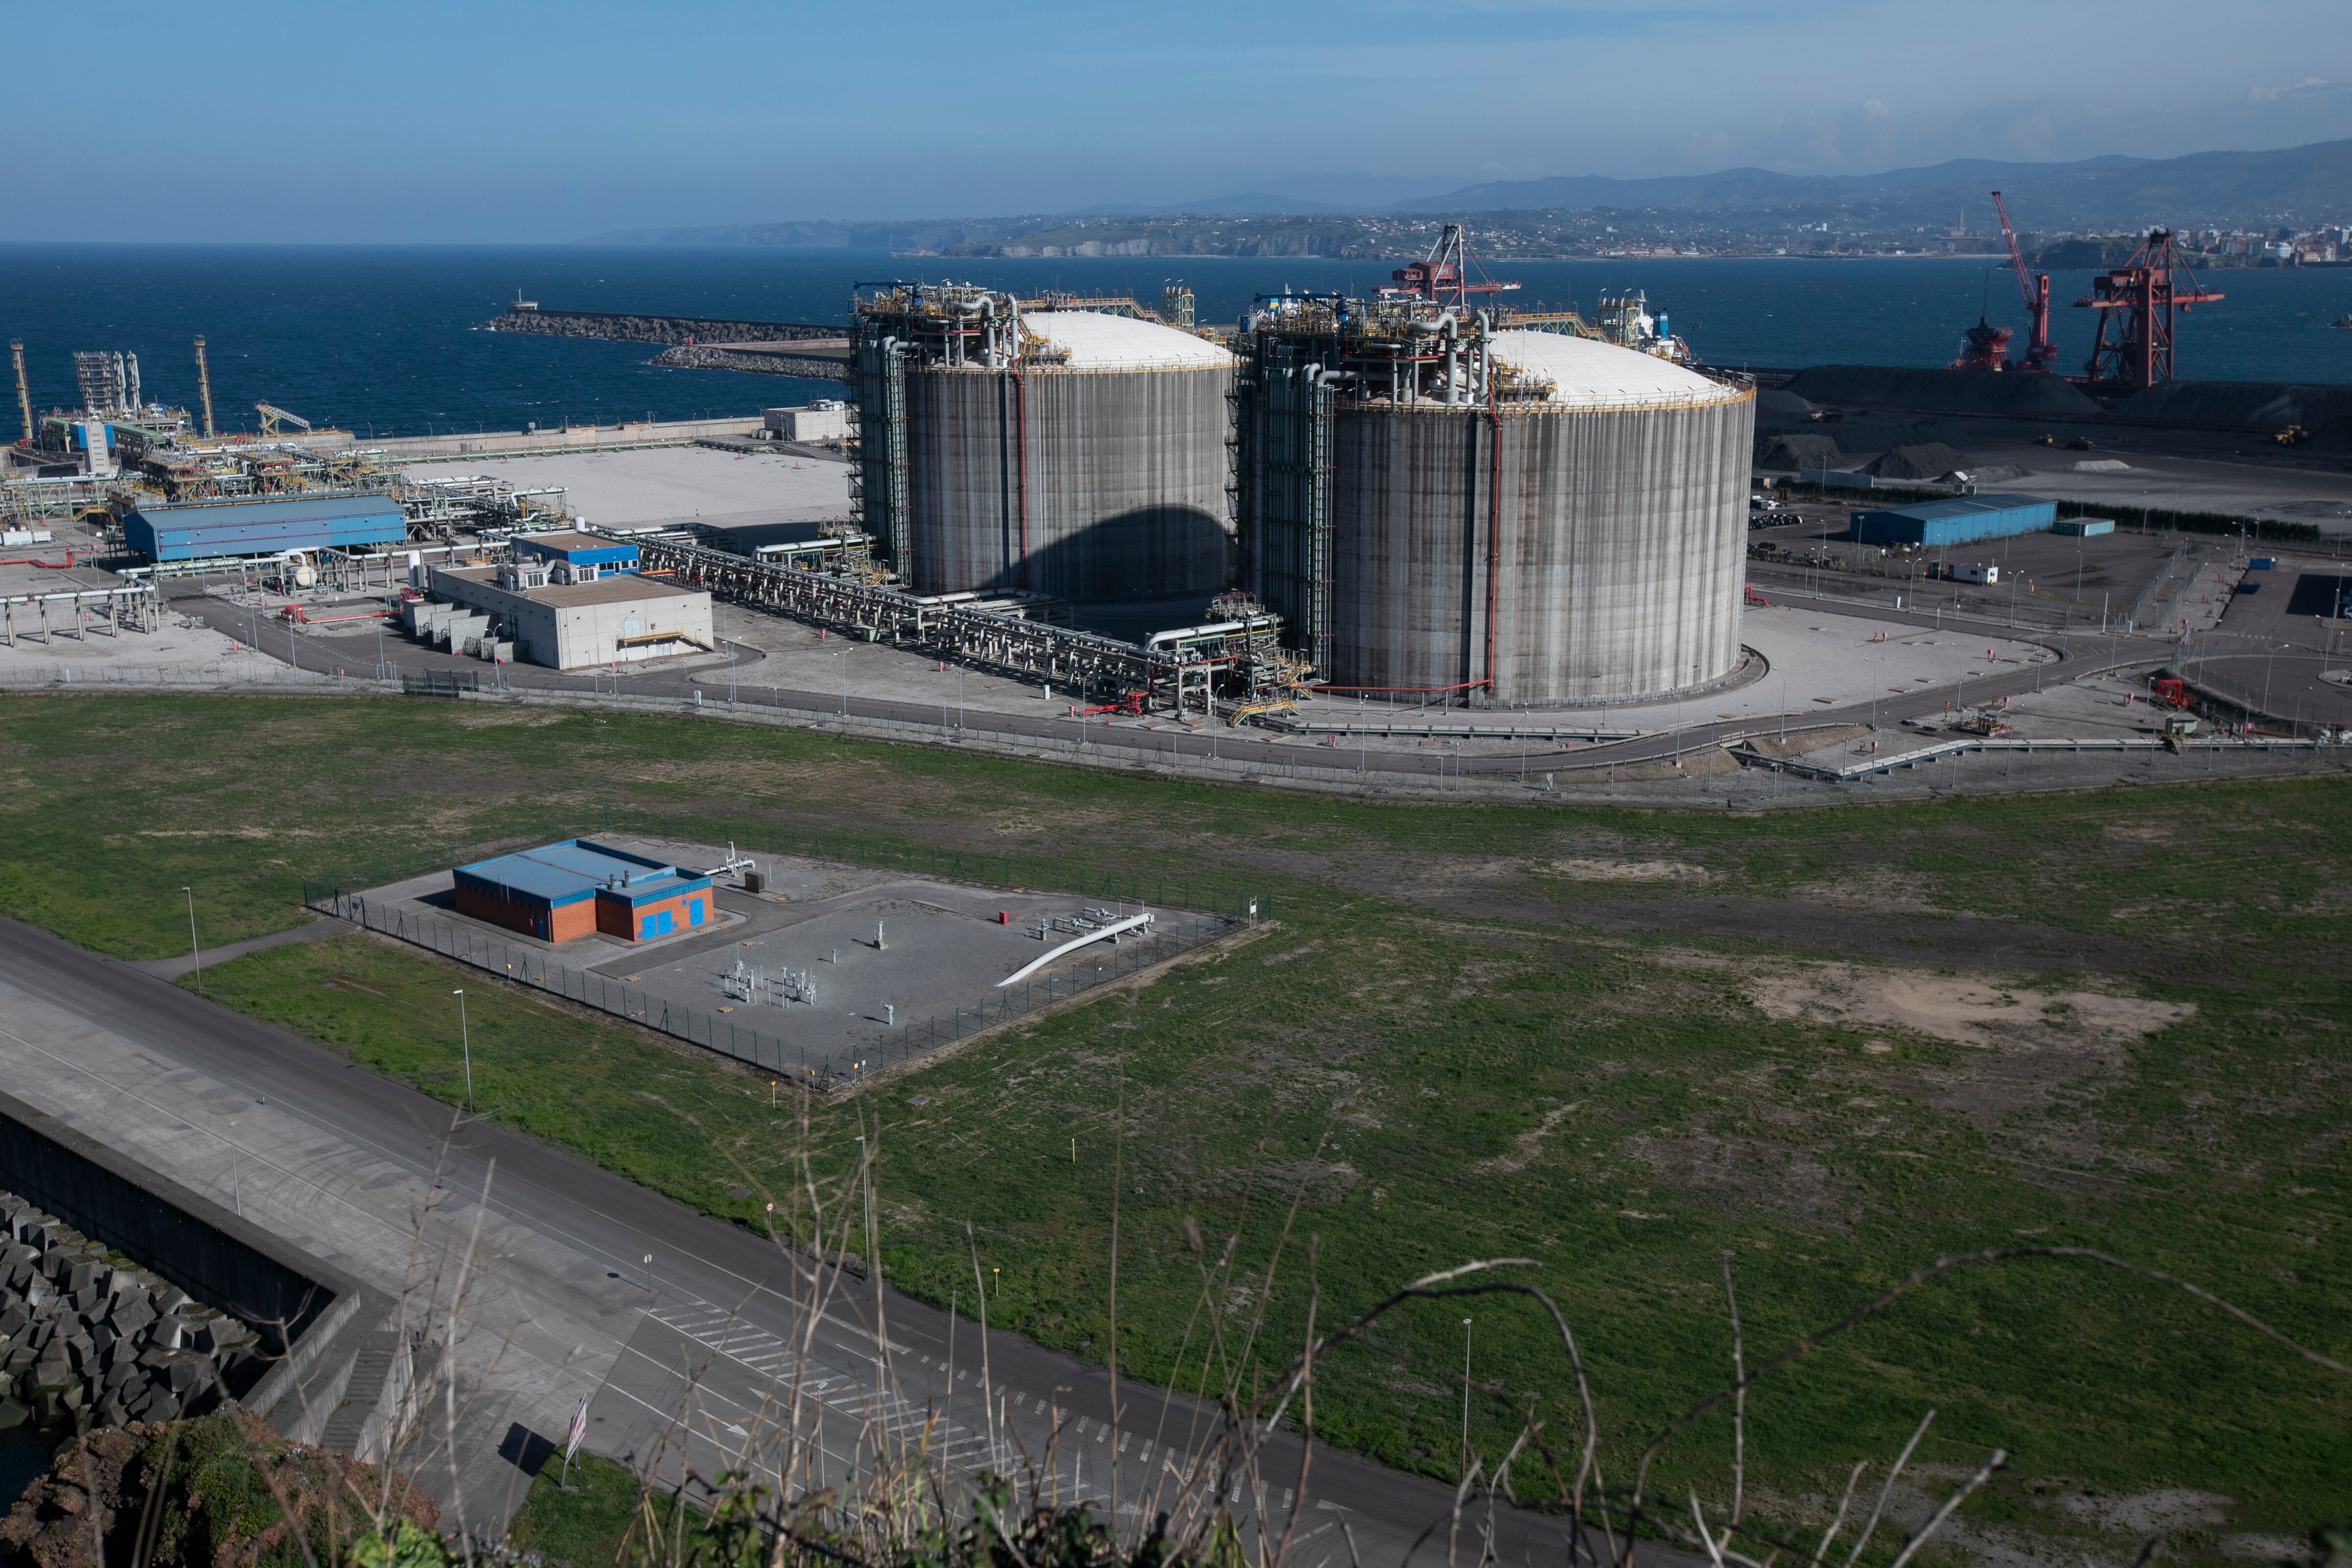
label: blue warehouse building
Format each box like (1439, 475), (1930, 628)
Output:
(453, 839), (715, 944)
(1848, 494), (2058, 548)
(122, 493), (408, 562)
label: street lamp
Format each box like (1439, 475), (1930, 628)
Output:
(452, 989), (473, 1107)
(833, 649), (848, 724)
(181, 886), (202, 994)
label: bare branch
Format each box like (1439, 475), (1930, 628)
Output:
(1809, 1461), (1868, 1568)
(1840, 1411), (1935, 1568)
(1883, 1450), (2007, 1568)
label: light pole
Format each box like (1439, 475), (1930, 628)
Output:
(452, 989), (473, 1107)
(834, 650), (847, 725)
(181, 886), (202, 993)
(1460, 1317), (1474, 1478)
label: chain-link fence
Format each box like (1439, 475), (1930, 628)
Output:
(303, 807), (1262, 1087)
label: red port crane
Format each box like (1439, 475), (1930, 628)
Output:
(1383, 224), (1521, 308)
(1991, 191), (2057, 372)
(2075, 228), (2224, 392)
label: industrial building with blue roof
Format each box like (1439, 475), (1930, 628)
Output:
(1847, 494), (2058, 548)
(453, 839), (715, 943)
(122, 492), (408, 562)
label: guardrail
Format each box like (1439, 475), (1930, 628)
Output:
(1734, 731), (2334, 782)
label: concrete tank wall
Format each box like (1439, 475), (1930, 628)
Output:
(904, 365), (1233, 601)
(1328, 388), (1754, 703)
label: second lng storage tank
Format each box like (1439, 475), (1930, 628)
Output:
(851, 288), (1236, 602)
(1241, 307), (1755, 704)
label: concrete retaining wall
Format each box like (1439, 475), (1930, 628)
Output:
(0, 1088), (375, 1421)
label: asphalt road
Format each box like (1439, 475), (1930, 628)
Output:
(173, 581), (2170, 784)
(0, 915), (1649, 1568)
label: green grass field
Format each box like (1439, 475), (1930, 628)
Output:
(4, 693), (2347, 1562)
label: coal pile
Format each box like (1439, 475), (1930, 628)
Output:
(1755, 389), (1820, 423)
(2113, 380), (2352, 445)
(1757, 433), (1846, 469)
(0, 1194), (263, 1436)
(1783, 366), (2102, 417)
(1864, 442), (1969, 479)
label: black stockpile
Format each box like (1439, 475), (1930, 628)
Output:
(2112, 380), (2352, 445)
(1863, 442), (1969, 479)
(1756, 432), (1846, 470)
(1782, 365), (2103, 417)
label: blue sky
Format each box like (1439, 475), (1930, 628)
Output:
(8, 0), (2349, 241)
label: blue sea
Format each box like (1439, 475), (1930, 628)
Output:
(1, 244), (2346, 437)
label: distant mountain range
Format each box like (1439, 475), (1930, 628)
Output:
(581, 137), (2352, 246)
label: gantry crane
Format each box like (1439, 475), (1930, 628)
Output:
(254, 402), (312, 438)
(1383, 224), (1521, 308)
(1991, 191), (2057, 372)
(2075, 229), (2224, 392)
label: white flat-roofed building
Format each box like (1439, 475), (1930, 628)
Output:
(763, 402), (850, 442)
(425, 564), (714, 670)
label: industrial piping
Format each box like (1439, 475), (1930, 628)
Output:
(997, 912), (1154, 987)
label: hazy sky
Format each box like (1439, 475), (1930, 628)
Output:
(9, 0), (2348, 242)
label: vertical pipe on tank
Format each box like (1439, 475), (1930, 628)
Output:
(1484, 332), (1502, 700)
(1441, 318), (1458, 406)
(1012, 367), (1029, 590)
(125, 354), (141, 414)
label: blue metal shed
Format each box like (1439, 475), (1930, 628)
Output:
(122, 493), (408, 562)
(1848, 493), (2058, 547)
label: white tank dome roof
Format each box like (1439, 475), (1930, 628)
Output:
(1020, 310), (1235, 370)
(1487, 330), (1744, 409)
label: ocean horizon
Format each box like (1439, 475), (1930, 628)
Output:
(3, 242), (2345, 439)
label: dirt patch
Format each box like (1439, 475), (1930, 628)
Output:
(1783, 875), (1942, 915)
(1548, 858), (1709, 883)
(1629, 1128), (1853, 1226)
(1747, 724), (1873, 760)
(1592, 746), (1741, 782)
(1749, 961), (2195, 1133)
(1747, 963), (2193, 1053)
(1546, 894), (2215, 981)
(2053, 1487), (2232, 1535)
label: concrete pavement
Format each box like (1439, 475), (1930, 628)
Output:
(0, 915), (1648, 1568)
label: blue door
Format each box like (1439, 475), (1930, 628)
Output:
(688, 898), (704, 927)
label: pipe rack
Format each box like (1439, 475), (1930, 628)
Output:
(631, 534), (1219, 710)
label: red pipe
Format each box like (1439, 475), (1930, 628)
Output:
(1, 556), (74, 568)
